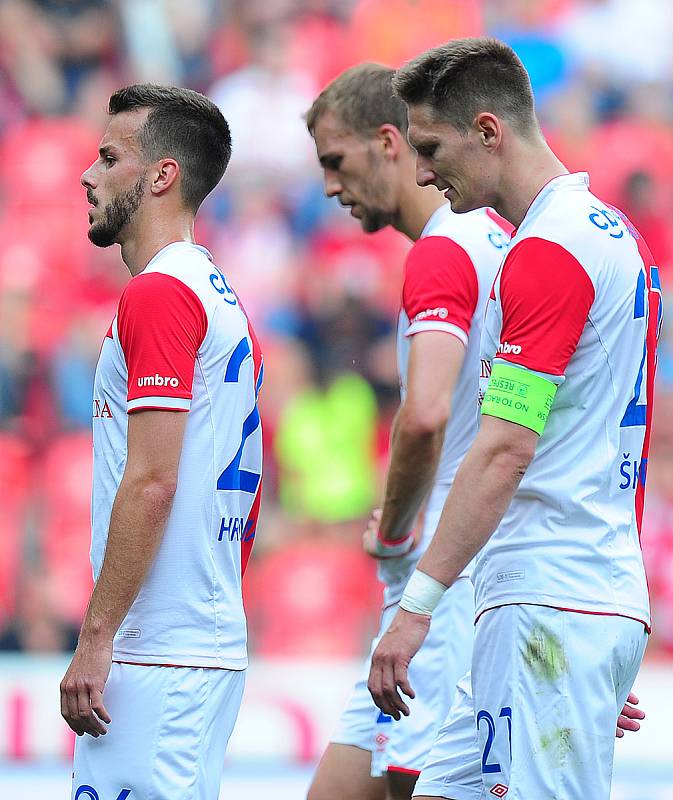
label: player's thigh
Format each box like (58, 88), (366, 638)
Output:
(72, 662), (245, 800)
(471, 604), (648, 800)
(412, 672), (483, 800)
(386, 768), (418, 800)
(307, 742), (385, 800)
(385, 577), (474, 780)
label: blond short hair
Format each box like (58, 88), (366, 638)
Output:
(306, 63), (409, 138)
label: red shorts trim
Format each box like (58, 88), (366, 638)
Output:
(475, 602), (651, 634)
(387, 765), (421, 777)
(113, 660), (228, 669)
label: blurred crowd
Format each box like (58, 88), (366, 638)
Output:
(1, 0), (673, 658)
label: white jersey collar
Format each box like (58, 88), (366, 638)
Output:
(420, 202), (454, 238)
(518, 172), (590, 231)
(145, 241), (214, 271)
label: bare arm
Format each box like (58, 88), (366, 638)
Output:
(365, 330), (466, 560)
(376, 331), (465, 544)
(369, 415), (538, 717)
(60, 410), (187, 736)
(417, 414), (537, 584)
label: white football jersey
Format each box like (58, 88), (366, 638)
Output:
(477, 173), (662, 629)
(91, 242), (263, 668)
(379, 204), (511, 603)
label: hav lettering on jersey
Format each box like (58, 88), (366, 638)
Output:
(217, 515), (255, 543)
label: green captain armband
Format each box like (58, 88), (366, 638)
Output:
(481, 363), (558, 435)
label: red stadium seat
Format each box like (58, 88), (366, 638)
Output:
(244, 537), (382, 657)
(0, 433), (31, 622)
(38, 432), (93, 624)
(0, 117), (100, 204)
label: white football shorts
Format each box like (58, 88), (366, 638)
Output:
(414, 604), (648, 800)
(331, 572), (474, 777)
(71, 661), (245, 800)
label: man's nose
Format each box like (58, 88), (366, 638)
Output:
(324, 170), (342, 198)
(415, 159), (436, 188)
(81, 162), (97, 189)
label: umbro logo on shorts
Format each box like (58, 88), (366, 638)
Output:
(490, 784), (509, 797)
(374, 732), (389, 749)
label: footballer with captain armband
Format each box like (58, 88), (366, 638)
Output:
(368, 38), (660, 800)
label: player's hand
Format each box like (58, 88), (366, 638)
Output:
(368, 608), (430, 720)
(362, 508), (382, 557)
(616, 692), (645, 738)
(362, 508), (416, 560)
(60, 637), (113, 737)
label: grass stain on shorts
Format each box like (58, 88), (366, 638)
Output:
(523, 625), (569, 682)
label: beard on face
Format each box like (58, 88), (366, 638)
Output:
(359, 205), (394, 233)
(88, 176), (146, 248)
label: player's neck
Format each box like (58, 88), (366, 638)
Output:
(120, 213), (196, 276)
(396, 184), (446, 242)
(493, 138), (568, 229)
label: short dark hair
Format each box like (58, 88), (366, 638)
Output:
(306, 63), (409, 138)
(109, 84), (232, 212)
(393, 38), (538, 138)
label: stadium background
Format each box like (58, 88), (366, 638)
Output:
(1, 0), (672, 796)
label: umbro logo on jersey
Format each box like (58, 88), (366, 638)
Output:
(497, 341), (522, 355)
(490, 785), (509, 797)
(413, 306), (449, 322)
(137, 374), (179, 388)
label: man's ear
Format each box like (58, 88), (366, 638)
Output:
(378, 123), (405, 161)
(474, 112), (502, 152)
(151, 158), (180, 196)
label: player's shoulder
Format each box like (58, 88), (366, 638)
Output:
(141, 242), (242, 313)
(516, 184), (643, 284)
(144, 241), (213, 289)
(405, 233), (475, 286)
(427, 203), (510, 237)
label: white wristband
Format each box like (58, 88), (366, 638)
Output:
(399, 569), (447, 617)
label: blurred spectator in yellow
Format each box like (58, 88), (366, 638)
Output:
(276, 372), (378, 523)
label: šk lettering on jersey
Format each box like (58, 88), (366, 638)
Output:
(137, 374), (179, 388)
(619, 453), (647, 490)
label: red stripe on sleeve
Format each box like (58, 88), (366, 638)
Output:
(498, 237), (595, 376)
(402, 236), (478, 336)
(117, 272), (208, 411)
